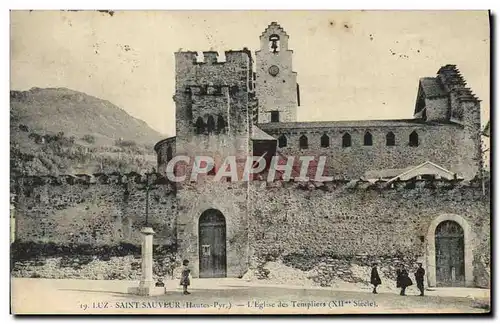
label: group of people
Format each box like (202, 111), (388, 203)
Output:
(159, 259), (427, 297)
(370, 262), (426, 296)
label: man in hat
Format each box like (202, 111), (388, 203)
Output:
(370, 262), (382, 294)
(414, 262), (425, 296)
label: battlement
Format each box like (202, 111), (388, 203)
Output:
(14, 172), (175, 188)
(175, 49), (252, 65)
(13, 172), (488, 194)
(252, 175), (488, 194)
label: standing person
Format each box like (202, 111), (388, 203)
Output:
(396, 263), (403, 291)
(370, 262), (382, 294)
(180, 259), (191, 295)
(415, 262), (426, 296)
(399, 266), (413, 296)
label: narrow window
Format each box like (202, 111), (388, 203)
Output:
(386, 132), (395, 146)
(299, 135), (308, 149)
(321, 134), (330, 148)
(207, 162), (216, 176)
(207, 115), (216, 134)
(409, 131), (419, 147)
(364, 132), (373, 146)
(166, 145), (173, 161)
(216, 115), (226, 133)
(342, 133), (351, 148)
(195, 117), (205, 134)
(271, 111), (280, 123)
(278, 134), (287, 148)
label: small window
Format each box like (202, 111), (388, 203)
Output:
(195, 117), (205, 134)
(364, 132), (373, 146)
(409, 131), (419, 147)
(299, 135), (308, 149)
(166, 146), (173, 161)
(207, 164), (216, 176)
(216, 115), (226, 133)
(321, 134), (330, 148)
(278, 134), (287, 148)
(386, 132), (395, 146)
(271, 111), (280, 123)
(207, 115), (215, 134)
(342, 133), (351, 148)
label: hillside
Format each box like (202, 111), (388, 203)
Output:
(10, 88), (166, 178)
(10, 87), (164, 145)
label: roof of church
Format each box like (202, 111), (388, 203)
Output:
(364, 161), (460, 183)
(251, 125), (276, 141)
(419, 77), (448, 98)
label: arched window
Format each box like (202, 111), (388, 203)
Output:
(409, 131), (419, 147)
(364, 132), (373, 146)
(207, 115), (216, 134)
(166, 145), (173, 161)
(321, 134), (330, 148)
(216, 115), (226, 134)
(207, 161), (216, 176)
(269, 34), (280, 53)
(299, 135), (308, 149)
(386, 132), (395, 146)
(278, 134), (287, 148)
(342, 133), (351, 148)
(195, 117), (205, 134)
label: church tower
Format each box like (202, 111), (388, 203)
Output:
(256, 22), (299, 123)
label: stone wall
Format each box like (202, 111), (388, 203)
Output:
(14, 173), (177, 245)
(247, 179), (490, 287)
(259, 121), (477, 179)
(12, 173), (490, 287)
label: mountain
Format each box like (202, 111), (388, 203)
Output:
(10, 87), (164, 145)
(10, 87), (166, 177)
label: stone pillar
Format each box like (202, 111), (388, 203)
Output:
(140, 227), (155, 288)
(128, 227), (165, 296)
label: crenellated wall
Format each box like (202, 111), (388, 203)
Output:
(11, 173), (490, 287)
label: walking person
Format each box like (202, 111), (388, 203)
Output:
(180, 259), (191, 295)
(415, 262), (426, 296)
(370, 262), (382, 294)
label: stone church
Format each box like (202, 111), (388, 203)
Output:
(13, 22), (489, 289)
(152, 22), (487, 286)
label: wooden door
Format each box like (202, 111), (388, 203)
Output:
(199, 209), (227, 278)
(435, 220), (465, 287)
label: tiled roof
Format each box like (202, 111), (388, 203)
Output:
(419, 77), (448, 98)
(251, 125), (276, 141)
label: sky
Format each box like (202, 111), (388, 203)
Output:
(10, 10), (490, 136)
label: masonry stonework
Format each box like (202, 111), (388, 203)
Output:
(11, 22), (489, 290)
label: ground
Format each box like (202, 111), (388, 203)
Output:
(11, 278), (490, 315)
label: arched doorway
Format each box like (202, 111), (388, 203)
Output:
(198, 209), (227, 278)
(435, 220), (465, 286)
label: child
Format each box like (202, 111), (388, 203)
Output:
(180, 259), (191, 295)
